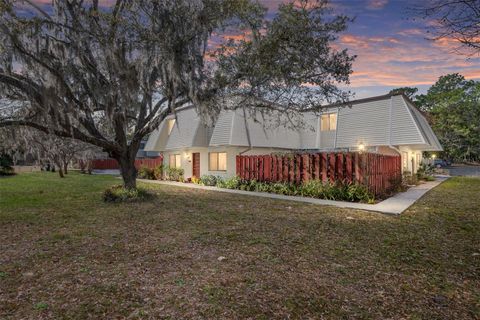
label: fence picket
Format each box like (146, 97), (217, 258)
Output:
(314, 154), (320, 180)
(329, 153), (336, 183)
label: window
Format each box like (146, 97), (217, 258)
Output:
(167, 119), (176, 135)
(169, 154), (181, 168)
(209, 152), (227, 171)
(321, 113), (337, 131)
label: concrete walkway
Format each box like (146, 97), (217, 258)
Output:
(139, 177), (448, 215)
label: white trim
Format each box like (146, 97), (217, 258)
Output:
(315, 116), (321, 148)
(389, 96), (393, 145)
(333, 107), (339, 148)
(228, 111), (235, 145)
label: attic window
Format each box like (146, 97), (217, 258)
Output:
(167, 119), (176, 135)
(321, 113), (337, 131)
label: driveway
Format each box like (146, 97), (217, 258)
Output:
(446, 164), (480, 177)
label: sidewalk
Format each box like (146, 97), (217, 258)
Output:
(139, 177), (448, 215)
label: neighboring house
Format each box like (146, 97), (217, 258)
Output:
(144, 93), (442, 179)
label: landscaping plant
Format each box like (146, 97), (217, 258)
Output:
(212, 176), (375, 203)
(138, 166), (156, 180)
(0, 153), (15, 176)
(102, 185), (151, 203)
(165, 167), (184, 182)
(199, 175), (220, 186)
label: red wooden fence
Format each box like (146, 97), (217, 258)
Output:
(236, 152), (401, 196)
(91, 156), (163, 170)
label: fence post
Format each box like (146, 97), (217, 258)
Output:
(329, 153), (336, 183)
(354, 153), (361, 184)
(336, 153), (344, 182)
(314, 154), (320, 180)
(289, 156), (295, 183)
(278, 157), (283, 181)
(272, 156), (277, 181)
(302, 154), (310, 182)
(236, 156), (240, 177)
(321, 153), (328, 182)
(346, 153), (352, 183)
(295, 154), (301, 184)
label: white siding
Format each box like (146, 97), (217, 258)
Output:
(209, 111), (234, 146)
(390, 96), (425, 145)
(299, 113), (318, 149)
(192, 124), (212, 147)
(144, 121), (168, 152)
(165, 108), (209, 150)
(407, 102), (443, 151)
(335, 100), (390, 148)
(229, 109), (301, 149)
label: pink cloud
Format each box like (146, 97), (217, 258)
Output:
(367, 0), (388, 10)
(337, 33), (480, 87)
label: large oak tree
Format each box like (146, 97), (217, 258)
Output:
(0, 0), (354, 188)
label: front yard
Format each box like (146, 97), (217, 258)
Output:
(0, 172), (479, 319)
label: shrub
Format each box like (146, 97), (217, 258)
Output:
(153, 165), (165, 180)
(403, 171), (418, 185)
(416, 163), (436, 181)
(138, 166), (155, 180)
(165, 167), (184, 181)
(214, 178), (374, 203)
(102, 185), (151, 203)
(216, 175), (241, 189)
(191, 176), (200, 184)
(0, 166), (15, 176)
(423, 175), (436, 181)
(199, 174), (219, 186)
(0, 153), (15, 176)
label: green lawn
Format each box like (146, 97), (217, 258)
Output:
(0, 172), (479, 319)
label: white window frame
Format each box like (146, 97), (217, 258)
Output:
(169, 154), (181, 168)
(321, 113), (337, 131)
(209, 152), (227, 171)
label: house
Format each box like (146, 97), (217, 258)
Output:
(144, 93), (442, 179)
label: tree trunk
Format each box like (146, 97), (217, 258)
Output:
(118, 156), (137, 189)
(63, 162), (68, 174)
(57, 166), (64, 178)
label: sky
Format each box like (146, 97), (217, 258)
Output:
(260, 0), (480, 98)
(27, 0), (480, 99)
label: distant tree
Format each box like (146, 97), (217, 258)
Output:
(0, 0), (354, 189)
(0, 152), (14, 175)
(418, 74), (480, 161)
(389, 87), (419, 100)
(0, 127), (97, 177)
(412, 0), (480, 55)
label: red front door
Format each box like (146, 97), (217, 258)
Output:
(192, 153), (200, 178)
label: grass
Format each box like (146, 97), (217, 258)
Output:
(0, 172), (479, 319)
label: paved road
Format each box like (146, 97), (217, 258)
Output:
(446, 164), (480, 177)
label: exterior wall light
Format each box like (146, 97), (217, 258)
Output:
(358, 143), (365, 153)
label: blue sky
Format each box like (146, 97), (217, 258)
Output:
(262, 0), (480, 98)
(29, 0), (480, 99)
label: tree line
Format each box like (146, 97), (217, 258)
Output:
(390, 73), (480, 162)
